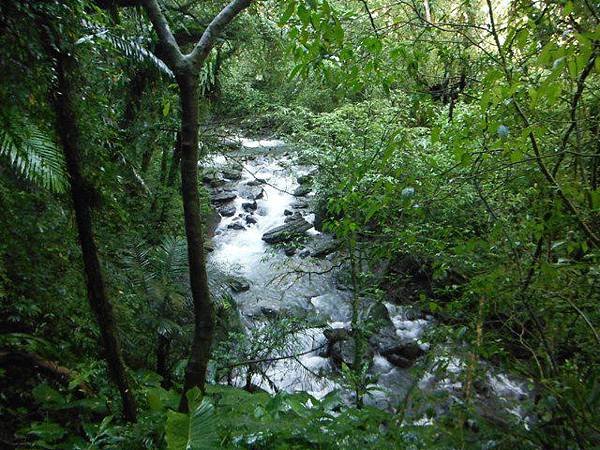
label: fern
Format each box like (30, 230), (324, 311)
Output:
(0, 113), (67, 193)
(77, 21), (174, 79)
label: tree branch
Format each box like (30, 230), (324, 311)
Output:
(143, 0), (184, 68)
(187, 0), (252, 72)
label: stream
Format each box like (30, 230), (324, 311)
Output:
(202, 136), (530, 423)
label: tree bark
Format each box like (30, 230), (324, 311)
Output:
(156, 334), (172, 388)
(177, 72), (214, 412)
(48, 38), (137, 423)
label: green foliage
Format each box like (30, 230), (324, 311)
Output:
(0, 110), (67, 193)
(166, 396), (218, 450)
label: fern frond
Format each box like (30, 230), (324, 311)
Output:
(0, 115), (67, 193)
(78, 21), (174, 79)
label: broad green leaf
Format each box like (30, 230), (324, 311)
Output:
(166, 399), (218, 450)
(278, 0), (296, 26)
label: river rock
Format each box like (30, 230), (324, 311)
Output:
(242, 200), (257, 212)
(309, 237), (340, 258)
(246, 215), (257, 224)
(246, 178), (267, 186)
(284, 246), (296, 256)
(262, 218), (312, 244)
(240, 185), (264, 200)
(211, 191), (237, 204)
(284, 209), (293, 216)
(381, 343), (425, 369)
(228, 222), (246, 230)
(284, 212), (303, 223)
(203, 173), (226, 187)
(325, 329), (374, 369)
(222, 167), (242, 180)
(220, 137), (242, 150)
(368, 302), (393, 327)
(205, 206), (221, 238)
(298, 248), (311, 258)
(218, 205), (236, 217)
(297, 174), (314, 185)
(291, 199), (309, 209)
(293, 185), (311, 197)
(225, 275), (251, 293)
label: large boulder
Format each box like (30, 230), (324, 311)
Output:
(246, 178), (267, 186)
(242, 200), (257, 212)
(324, 327), (374, 369)
(218, 205), (236, 217)
(291, 199), (309, 209)
(309, 237), (340, 258)
(293, 185), (312, 197)
(205, 206), (221, 238)
(261, 218), (312, 244)
(225, 275), (251, 293)
(239, 185), (264, 200)
(202, 172), (226, 187)
(297, 174), (314, 185)
(228, 222), (246, 230)
(211, 191), (237, 205)
(221, 167), (242, 181)
(380, 343), (425, 369)
(284, 212), (303, 223)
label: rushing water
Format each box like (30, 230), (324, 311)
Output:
(204, 137), (530, 420)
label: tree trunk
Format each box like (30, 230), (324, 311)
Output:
(176, 72), (214, 412)
(49, 41), (137, 423)
(156, 334), (172, 388)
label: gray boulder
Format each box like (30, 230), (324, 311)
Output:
(262, 218), (312, 244)
(246, 178), (267, 186)
(222, 167), (242, 180)
(218, 205), (236, 217)
(211, 191), (237, 205)
(284, 212), (303, 223)
(310, 237), (340, 258)
(293, 185), (311, 197)
(297, 174), (314, 185)
(242, 200), (257, 212)
(291, 199), (309, 209)
(225, 275), (251, 293)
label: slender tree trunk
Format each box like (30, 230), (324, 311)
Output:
(48, 38), (137, 422)
(176, 72), (214, 412)
(156, 333), (172, 388)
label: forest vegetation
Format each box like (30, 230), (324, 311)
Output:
(1, 0), (599, 448)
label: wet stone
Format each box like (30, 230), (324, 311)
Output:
(293, 185), (311, 197)
(225, 275), (251, 293)
(246, 178), (267, 186)
(262, 218), (312, 244)
(222, 168), (242, 180)
(291, 199), (309, 209)
(211, 191), (237, 204)
(284, 212), (303, 223)
(219, 205), (236, 217)
(242, 200), (257, 212)
(228, 222), (246, 230)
